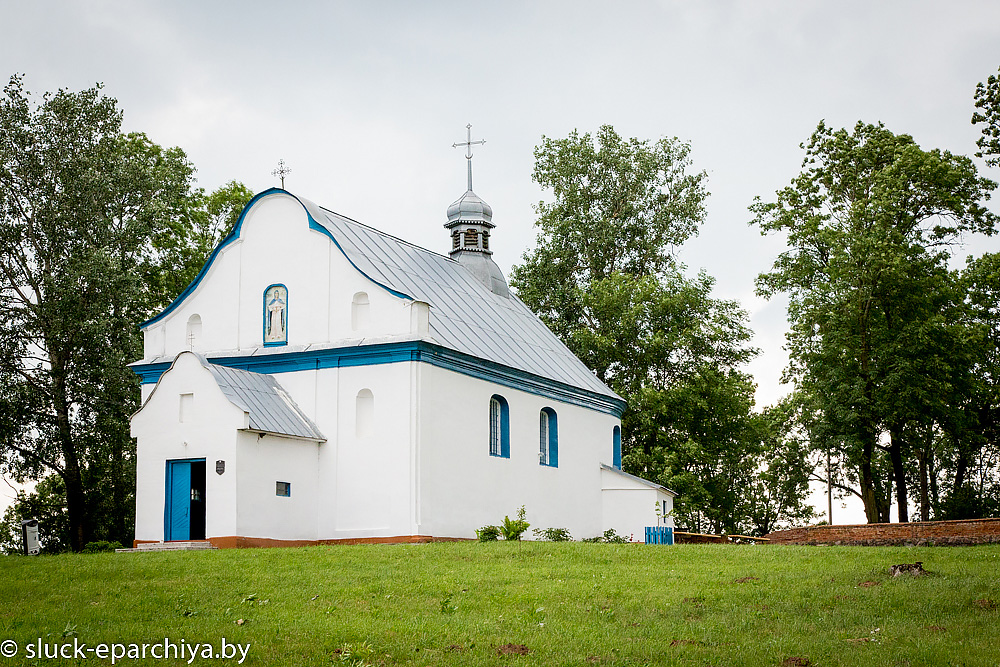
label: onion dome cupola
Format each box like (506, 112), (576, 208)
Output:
(446, 124), (509, 297)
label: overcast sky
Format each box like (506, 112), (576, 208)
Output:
(2, 0), (999, 523)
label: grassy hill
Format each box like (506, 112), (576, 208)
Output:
(1, 542), (997, 666)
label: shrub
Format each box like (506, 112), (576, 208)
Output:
(582, 529), (629, 544)
(82, 540), (124, 553)
(476, 525), (501, 542)
(532, 527), (572, 542)
(500, 506), (530, 541)
(602, 529), (629, 543)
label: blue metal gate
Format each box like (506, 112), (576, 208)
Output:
(645, 526), (674, 545)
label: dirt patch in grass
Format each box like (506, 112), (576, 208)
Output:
(683, 596), (705, 606)
(446, 644), (466, 652)
(780, 657), (812, 666)
(497, 644), (530, 656)
(975, 598), (997, 610)
(925, 625), (947, 632)
(858, 581), (881, 588)
(734, 576), (760, 583)
(669, 639), (703, 647)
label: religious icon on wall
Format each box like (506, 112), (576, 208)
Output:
(264, 285), (287, 345)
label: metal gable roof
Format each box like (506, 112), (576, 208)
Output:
(601, 464), (677, 496)
(306, 200), (622, 402)
(204, 359), (326, 441)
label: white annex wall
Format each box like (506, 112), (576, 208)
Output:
(234, 430), (320, 541)
(131, 353), (244, 542)
(600, 467), (675, 541)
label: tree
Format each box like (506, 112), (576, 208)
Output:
(0, 475), (70, 554)
(934, 252), (1000, 519)
(146, 180), (254, 305)
(512, 126), (790, 533)
(743, 400), (817, 535)
(512, 125), (708, 342)
(752, 120), (998, 523)
(973, 65), (1000, 167)
(0, 75), (205, 550)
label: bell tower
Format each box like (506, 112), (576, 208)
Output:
(445, 125), (509, 297)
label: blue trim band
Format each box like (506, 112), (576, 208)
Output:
(141, 188), (412, 329)
(132, 341), (626, 417)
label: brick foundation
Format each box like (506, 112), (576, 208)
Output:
(765, 517), (1000, 546)
(133, 535), (472, 549)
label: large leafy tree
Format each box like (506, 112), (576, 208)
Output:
(753, 120), (998, 523)
(0, 75), (228, 550)
(512, 126), (798, 534)
(973, 64), (1000, 167)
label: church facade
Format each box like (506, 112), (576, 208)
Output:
(129, 166), (674, 547)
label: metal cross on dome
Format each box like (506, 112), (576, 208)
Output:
(272, 159), (291, 189)
(452, 124), (485, 191)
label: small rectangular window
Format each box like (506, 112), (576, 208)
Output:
(276, 481), (291, 497)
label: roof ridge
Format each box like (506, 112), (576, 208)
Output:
(316, 205), (461, 265)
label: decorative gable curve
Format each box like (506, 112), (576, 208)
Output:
(140, 188), (413, 329)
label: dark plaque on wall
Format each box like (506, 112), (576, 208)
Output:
(216, 460), (226, 475)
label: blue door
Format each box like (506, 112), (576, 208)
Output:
(165, 460), (192, 541)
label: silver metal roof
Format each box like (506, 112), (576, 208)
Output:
(302, 197), (621, 402)
(446, 189), (494, 226)
(201, 356), (325, 441)
(601, 464), (677, 496)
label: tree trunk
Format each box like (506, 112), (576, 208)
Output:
(860, 438), (881, 523)
(52, 354), (86, 551)
(918, 446), (930, 522)
(929, 449), (939, 511)
(889, 424), (909, 522)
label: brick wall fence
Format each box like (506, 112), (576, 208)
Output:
(765, 517), (1000, 546)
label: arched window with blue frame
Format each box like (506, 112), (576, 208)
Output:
(613, 425), (622, 469)
(489, 395), (510, 458)
(539, 407), (558, 467)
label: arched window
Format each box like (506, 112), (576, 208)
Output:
(613, 425), (622, 469)
(539, 407), (558, 467)
(352, 292), (370, 332)
(489, 395), (510, 458)
(185, 314), (202, 349)
(356, 389), (374, 438)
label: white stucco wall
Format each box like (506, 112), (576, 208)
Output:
(140, 192), (412, 361)
(234, 430), (320, 541)
(131, 353), (245, 542)
(600, 466), (675, 541)
(416, 363), (623, 541)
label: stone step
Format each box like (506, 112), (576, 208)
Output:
(116, 541), (217, 553)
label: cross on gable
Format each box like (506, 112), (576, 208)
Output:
(272, 159), (292, 189)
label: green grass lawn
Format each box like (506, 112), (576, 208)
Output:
(0, 542), (998, 666)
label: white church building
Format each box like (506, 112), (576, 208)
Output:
(129, 148), (674, 547)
